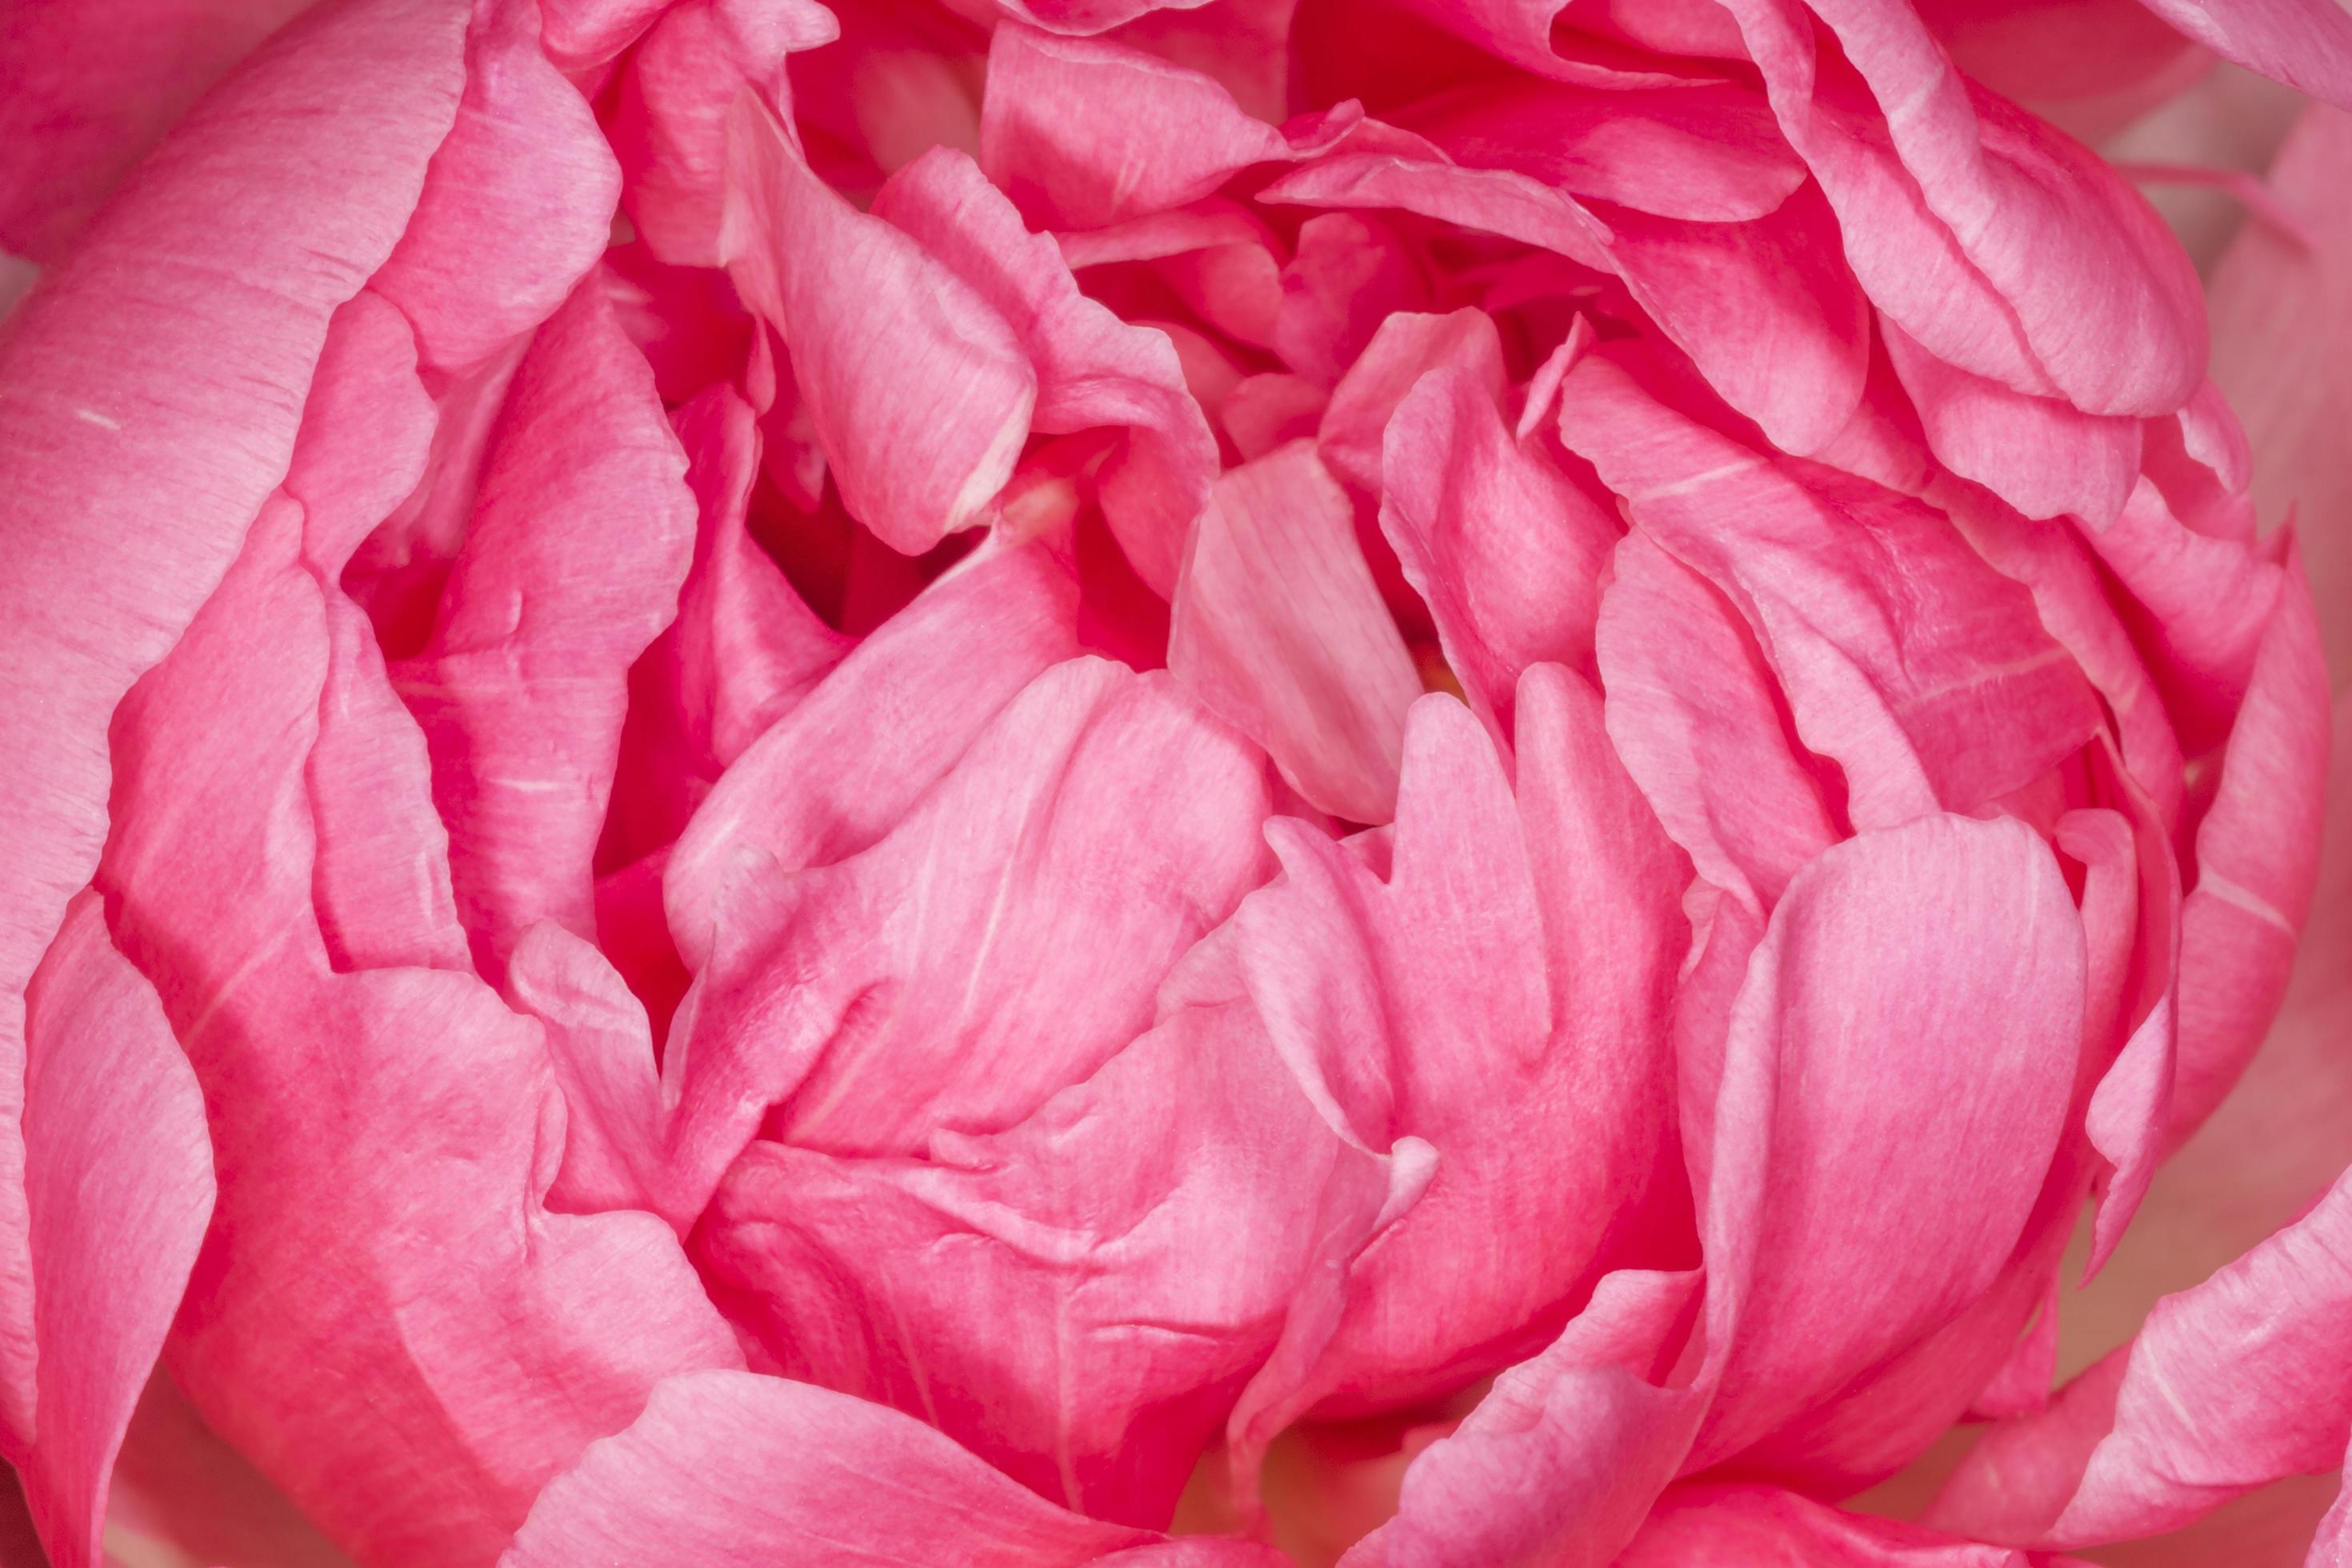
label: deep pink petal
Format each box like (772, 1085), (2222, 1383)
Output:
(1622, 1483), (2062, 1566)
(1274, 213), (1430, 386)
(1170, 441), (1421, 823)
(0, 0), (468, 1441)
(1317, 308), (1506, 498)
(500, 1370), (1288, 1566)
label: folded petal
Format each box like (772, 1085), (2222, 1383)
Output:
(393, 275), (694, 980)
(1931, 1156), (2352, 1548)
(722, 95), (1036, 553)
(1226, 671), (1687, 1447)
(1621, 1483), (2064, 1566)
(1558, 352), (2103, 830)
(1379, 364), (1617, 737)
(695, 930), (1406, 1526)
(662, 537), (1079, 973)
(100, 503), (739, 1568)
(501, 1370), (1288, 1566)
(1318, 308), (1506, 498)
(372, 0), (620, 370)
(2131, 0), (2352, 109)
(11, 896), (214, 1568)
(0, 0), (468, 1442)
(1169, 441), (1421, 822)
(872, 146), (1219, 596)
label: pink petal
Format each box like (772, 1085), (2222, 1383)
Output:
(506, 923), (668, 1219)
(1621, 1483), (2065, 1566)
(1169, 441), (1421, 823)
(2132, 0), (2352, 108)
(1692, 812), (2086, 1466)
(1415, 79), (1806, 223)
(872, 146), (1219, 596)
(0, 0), (468, 1441)
(722, 95), (1035, 554)
(979, 23), (1296, 229)
(1274, 213), (1430, 386)
(1594, 531), (1840, 915)
(1880, 316), (2143, 526)
(1317, 307), (1506, 498)
(2168, 560), (2331, 1142)
(393, 276), (695, 980)
(500, 1370), (1288, 1566)
(372, 0), (621, 371)
(12, 896), (213, 1568)
(1558, 351), (2103, 830)
(99, 503), (738, 1568)
(1226, 671), (1686, 1448)
(608, 0), (836, 266)
(1378, 0), (1706, 84)
(1931, 1156), (2352, 1548)
(662, 537), (1079, 974)
(1343, 1268), (1707, 1568)
(1378, 365), (1618, 737)
(695, 928), (1407, 1526)
(0, 0), (316, 260)
(1720, 0), (2206, 414)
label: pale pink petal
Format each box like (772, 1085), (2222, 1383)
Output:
(1170, 441), (1421, 823)
(372, 0), (620, 371)
(722, 96), (1035, 554)
(696, 930), (1406, 1526)
(501, 1370), (1289, 1566)
(2168, 562), (2331, 1140)
(1378, 365), (1618, 736)
(98, 504), (739, 1568)
(0, 0), (315, 260)
(103, 1370), (356, 1568)
(662, 537), (1079, 973)
(1931, 1157), (2352, 1548)
(11, 896), (213, 1568)
(1880, 316), (2144, 526)
(0, 0), (468, 1442)
(873, 146), (1219, 596)
(1558, 352), (2103, 830)
(2133, 0), (2352, 108)
(2207, 105), (2352, 676)
(1226, 671), (1686, 1454)
(1594, 530), (1841, 915)
(394, 276), (695, 980)
(1622, 1482), (2067, 1566)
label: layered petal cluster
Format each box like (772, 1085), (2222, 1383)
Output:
(0, 1), (2343, 1566)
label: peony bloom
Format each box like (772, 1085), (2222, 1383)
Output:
(0, 1), (2345, 1566)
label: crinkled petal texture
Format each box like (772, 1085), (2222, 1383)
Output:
(0, 0), (2339, 1565)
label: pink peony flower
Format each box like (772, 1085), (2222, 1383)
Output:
(0, 1), (2343, 1566)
